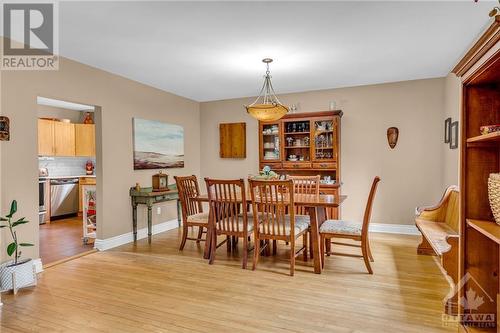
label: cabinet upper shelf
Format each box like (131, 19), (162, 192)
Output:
(466, 131), (500, 144)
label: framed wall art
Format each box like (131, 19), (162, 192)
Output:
(133, 118), (184, 169)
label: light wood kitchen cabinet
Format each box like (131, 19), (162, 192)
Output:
(38, 119), (95, 157)
(75, 124), (96, 157)
(38, 119), (55, 156)
(79, 177), (96, 213)
(53, 122), (75, 156)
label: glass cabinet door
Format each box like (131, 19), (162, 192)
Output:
(313, 119), (335, 161)
(283, 120), (311, 162)
(261, 123), (281, 161)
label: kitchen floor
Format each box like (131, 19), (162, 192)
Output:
(39, 216), (94, 265)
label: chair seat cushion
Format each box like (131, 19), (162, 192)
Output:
(219, 216), (254, 232)
(187, 212), (209, 224)
(296, 214), (310, 222)
(320, 219), (362, 236)
(258, 215), (310, 236)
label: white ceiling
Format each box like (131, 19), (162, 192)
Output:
(37, 96), (95, 111)
(58, 1), (493, 102)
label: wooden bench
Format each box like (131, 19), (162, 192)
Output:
(415, 186), (459, 314)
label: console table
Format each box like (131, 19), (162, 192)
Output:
(129, 184), (180, 244)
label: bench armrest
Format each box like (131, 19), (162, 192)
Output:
(415, 185), (459, 221)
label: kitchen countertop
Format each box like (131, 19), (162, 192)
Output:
(40, 175), (96, 180)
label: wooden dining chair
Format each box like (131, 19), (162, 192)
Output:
(204, 178), (253, 268)
(249, 179), (310, 276)
(286, 175), (320, 256)
(320, 176), (381, 274)
(174, 175), (208, 250)
(288, 175), (320, 216)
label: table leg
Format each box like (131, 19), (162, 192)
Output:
(308, 206), (327, 274)
(147, 204), (153, 244)
(132, 202), (138, 242)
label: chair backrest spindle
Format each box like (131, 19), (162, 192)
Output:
(205, 178), (247, 235)
(175, 175), (203, 221)
(249, 179), (295, 240)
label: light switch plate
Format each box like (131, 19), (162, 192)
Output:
(156, 207), (161, 215)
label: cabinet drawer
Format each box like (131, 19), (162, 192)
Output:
(319, 187), (338, 195)
(312, 162), (336, 169)
(260, 162), (282, 170)
(283, 162), (311, 169)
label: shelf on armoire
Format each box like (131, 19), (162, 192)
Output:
(466, 219), (500, 244)
(466, 131), (500, 144)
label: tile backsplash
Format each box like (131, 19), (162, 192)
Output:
(39, 157), (96, 177)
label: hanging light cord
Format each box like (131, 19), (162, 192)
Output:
(249, 61), (283, 107)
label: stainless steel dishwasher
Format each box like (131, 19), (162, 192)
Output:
(50, 178), (79, 218)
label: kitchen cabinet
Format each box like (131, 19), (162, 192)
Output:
(38, 119), (95, 157)
(53, 122), (75, 156)
(79, 177), (96, 213)
(38, 119), (55, 156)
(75, 124), (96, 157)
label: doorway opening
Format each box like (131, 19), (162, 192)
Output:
(37, 96), (100, 266)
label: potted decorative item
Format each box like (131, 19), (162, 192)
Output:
(252, 166), (279, 180)
(0, 200), (36, 294)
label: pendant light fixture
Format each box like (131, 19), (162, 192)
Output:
(245, 58), (289, 121)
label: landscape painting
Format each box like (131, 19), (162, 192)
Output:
(133, 118), (184, 169)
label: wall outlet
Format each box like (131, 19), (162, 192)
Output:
(156, 207), (161, 215)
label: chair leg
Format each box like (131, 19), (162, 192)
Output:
(242, 235), (248, 269)
(290, 239), (295, 276)
(367, 239), (374, 262)
(179, 223), (189, 250)
(196, 226), (204, 243)
(272, 240), (277, 255)
(226, 235), (232, 253)
(253, 238), (260, 271)
(361, 242), (373, 274)
(302, 232), (308, 262)
(321, 235), (326, 269)
(309, 229), (314, 260)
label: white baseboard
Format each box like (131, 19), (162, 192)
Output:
(369, 223), (419, 235)
(94, 219), (179, 251)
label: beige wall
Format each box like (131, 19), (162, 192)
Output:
(200, 78), (447, 226)
(0, 55), (200, 261)
(37, 104), (86, 123)
(442, 73), (461, 188)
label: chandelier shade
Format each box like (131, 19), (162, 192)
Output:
(245, 58), (289, 121)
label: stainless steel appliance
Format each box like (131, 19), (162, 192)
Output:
(39, 178), (49, 224)
(50, 178), (79, 218)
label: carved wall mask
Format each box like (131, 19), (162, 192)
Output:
(387, 127), (399, 149)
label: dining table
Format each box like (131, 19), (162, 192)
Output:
(193, 192), (347, 274)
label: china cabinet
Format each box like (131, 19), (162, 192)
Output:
(258, 110), (342, 218)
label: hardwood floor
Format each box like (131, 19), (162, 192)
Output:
(39, 216), (94, 265)
(2, 228), (455, 332)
